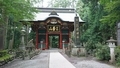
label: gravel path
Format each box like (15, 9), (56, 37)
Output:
(0, 50), (50, 68)
(60, 51), (116, 68)
(75, 60), (115, 68)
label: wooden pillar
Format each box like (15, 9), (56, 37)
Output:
(36, 29), (38, 49)
(58, 35), (60, 48)
(60, 31), (62, 49)
(68, 30), (70, 43)
(46, 32), (48, 49)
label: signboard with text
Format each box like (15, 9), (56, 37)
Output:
(47, 25), (60, 32)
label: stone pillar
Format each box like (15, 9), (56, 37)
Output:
(117, 22), (120, 45)
(19, 29), (26, 51)
(109, 43), (116, 63)
(40, 41), (43, 50)
(74, 14), (80, 47)
(62, 40), (65, 50)
(18, 29), (26, 60)
(107, 37), (116, 63)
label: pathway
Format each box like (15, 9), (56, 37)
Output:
(49, 52), (75, 68)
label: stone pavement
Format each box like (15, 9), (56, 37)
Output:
(49, 52), (75, 68)
(0, 49), (116, 68)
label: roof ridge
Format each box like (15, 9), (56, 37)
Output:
(35, 7), (75, 13)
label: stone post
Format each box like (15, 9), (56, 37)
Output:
(62, 40), (65, 50)
(40, 41), (43, 50)
(107, 37), (116, 63)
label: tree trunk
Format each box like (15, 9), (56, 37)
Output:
(2, 8), (9, 49)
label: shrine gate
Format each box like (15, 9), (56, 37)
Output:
(23, 8), (84, 49)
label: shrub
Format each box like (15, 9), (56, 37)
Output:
(0, 50), (8, 57)
(95, 43), (110, 61)
(115, 46), (120, 66)
(85, 41), (97, 55)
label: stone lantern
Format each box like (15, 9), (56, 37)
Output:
(17, 28), (26, 60)
(107, 37), (116, 63)
(20, 29), (26, 51)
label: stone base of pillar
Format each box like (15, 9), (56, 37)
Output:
(71, 47), (86, 56)
(109, 59), (115, 64)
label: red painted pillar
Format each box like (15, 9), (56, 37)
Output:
(60, 31), (62, 49)
(36, 29), (38, 49)
(46, 32), (48, 49)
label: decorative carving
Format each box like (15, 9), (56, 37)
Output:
(46, 20), (50, 23)
(57, 20), (61, 24)
(40, 22), (44, 25)
(63, 22), (67, 25)
(49, 11), (58, 16)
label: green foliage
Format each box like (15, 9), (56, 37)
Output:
(0, 50), (13, 61)
(115, 46), (120, 66)
(13, 27), (21, 48)
(0, 0), (39, 23)
(100, 0), (120, 26)
(95, 43), (110, 61)
(0, 0), (40, 49)
(52, 36), (59, 48)
(85, 38), (98, 54)
(77, 0), (117, 53)
(48, 0), (77, 8)
(0, 50), (8, 57)
(77, 0), (109, 49)
(28, 30), (36, 41)
(0, 54), (12, 61)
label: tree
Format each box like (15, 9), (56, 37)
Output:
(0, 0), (41, 49)
(76, 0), (112, 53)
(100, 0), (120, 26)
(47, 0), (77, 8)
(76, 0), (119, 54)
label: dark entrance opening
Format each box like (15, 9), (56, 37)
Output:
(48, 34), (59, 49)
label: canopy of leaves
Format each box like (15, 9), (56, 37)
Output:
(0, 0), (39, 23)
(76, 0), (117, 53)
(100, 0), (120, 26)
(0, 0), (41, 49)
(48, 0), (77, 8)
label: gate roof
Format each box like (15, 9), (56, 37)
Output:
(33, 8), (84, 22)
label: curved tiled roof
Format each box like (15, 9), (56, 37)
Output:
(33, 8), (84, 22)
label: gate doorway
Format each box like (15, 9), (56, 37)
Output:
(48, 35), (59, 49)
